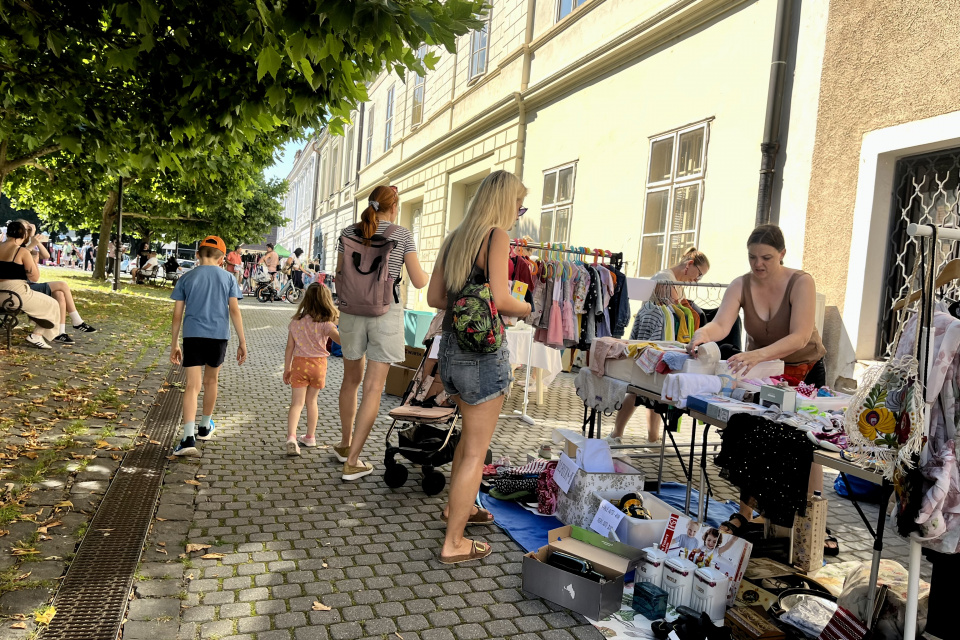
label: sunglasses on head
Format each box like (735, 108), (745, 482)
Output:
(518, 206), (528, 217)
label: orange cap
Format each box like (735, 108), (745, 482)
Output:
(199, 235), (226, 254)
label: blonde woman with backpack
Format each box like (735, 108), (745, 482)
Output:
(335, 185), (429, 481)
(427, 170), (532, 564)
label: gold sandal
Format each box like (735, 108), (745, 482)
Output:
(438, 540), (492, 565)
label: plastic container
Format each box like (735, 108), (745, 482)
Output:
(797, 392), (853, 412)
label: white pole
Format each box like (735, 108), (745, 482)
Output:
(903, 538), (922, 640)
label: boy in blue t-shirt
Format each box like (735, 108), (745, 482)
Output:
(169, 235), (246, 456)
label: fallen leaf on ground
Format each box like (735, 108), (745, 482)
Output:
(396, 634), (404, 640)
(0, 530), (8, 537)
(10, 622), (25, 629)
(15, 572), (30, 581)
(155, 517), (167, 521)
(157, 541), (165, 546)
(35, 607), (55, 625)
(184, 480), (201, 486)
(12, 547), (39, 556)
(21, 452), (38, 460)
(196, 475), (206, 478)
(54, 501), (73, 509)
(322, 562), (328, 568)
(200, 553), (225, 559)
(185, 544), (211, 553)
(111, 454), (121, 461)
(95, 440), (110, 449)
(312, 601), (331, 611)
(148, 440), (161, 445)
(155, 548), (167, 554)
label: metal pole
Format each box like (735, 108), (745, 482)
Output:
(113, 177), (123, 291)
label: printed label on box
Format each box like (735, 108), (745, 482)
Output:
(554, 452), (578, 494)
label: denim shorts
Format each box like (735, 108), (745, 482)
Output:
(438, 332), (513, 406)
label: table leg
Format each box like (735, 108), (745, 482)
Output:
(865, 479), (894, 630)
(657, 410), (668, 494)
(684, 418), (697, 517)
(698, 422), (711, 523)
(536, 368), (544, 406)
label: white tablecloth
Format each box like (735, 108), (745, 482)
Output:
(505, 328), (563, 386)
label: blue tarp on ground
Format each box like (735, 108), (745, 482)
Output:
(480, 482), (741, 553)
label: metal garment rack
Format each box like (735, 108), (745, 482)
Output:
(901, 222), (960, 640)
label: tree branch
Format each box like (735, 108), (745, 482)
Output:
(23, 160), (55, 181)
(2, 144), (61, 172)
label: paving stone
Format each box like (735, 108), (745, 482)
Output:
(123, 620), (179, 640)
(128, 598), (181, 621)
(200, 619), (235, 638)
(237, 616), (270, 633)
(0, 588), (49, 615)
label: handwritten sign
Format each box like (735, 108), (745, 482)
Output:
(590, 499), (625, 537)
(554, 452), (578, 494)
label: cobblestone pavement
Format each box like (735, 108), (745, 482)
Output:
(130, 302), (930, 640)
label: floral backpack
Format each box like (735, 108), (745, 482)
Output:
(450, 229), (505, 354)
(843, 255), (926, 480)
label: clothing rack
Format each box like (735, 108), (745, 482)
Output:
(902, 222), (957, 640)
(510, 240), (624, 268)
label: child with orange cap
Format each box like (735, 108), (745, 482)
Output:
(169, 235), (247, 456)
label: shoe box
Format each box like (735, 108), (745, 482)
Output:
(522, 525), (644, 620)
(385, 364), (417, 397)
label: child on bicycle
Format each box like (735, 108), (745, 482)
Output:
(283, 282), (340, 456)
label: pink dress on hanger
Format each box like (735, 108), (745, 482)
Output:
(562, 269), (576, 346)
(546, 276), (564, 348)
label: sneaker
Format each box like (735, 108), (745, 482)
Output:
(333, 445), (350, 463)
(537, 443), (554, 459)
(286, 439), (301, 456)
(342, 461), (374, 481)
(72, 322), (97, 333)
(604, 435), (622, 446)
(53, 333), (75, 344)
(25, 335), (52, 350)
(298, 435), (317, 448)
(174, 436), (200, 457)
(196, 421), (216, 441)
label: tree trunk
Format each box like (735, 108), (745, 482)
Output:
(92, 190), (120, 280)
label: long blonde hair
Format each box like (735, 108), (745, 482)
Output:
(439, 170), (527, 293)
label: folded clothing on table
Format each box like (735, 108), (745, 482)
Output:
(660, 373), (722, 408)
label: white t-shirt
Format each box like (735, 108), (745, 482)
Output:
(143, 257), (159, 270)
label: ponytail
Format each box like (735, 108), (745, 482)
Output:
(682, 246), (710, 271)
(360, 184), (399, 246)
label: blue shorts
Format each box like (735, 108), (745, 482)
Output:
(438, 332), (513, 406)
(28, 282), (53, 296)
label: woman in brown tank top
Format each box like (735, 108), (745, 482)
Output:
(688, 224), (828, 516)
(689, 224), (825, 383)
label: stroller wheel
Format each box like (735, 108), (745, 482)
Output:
(422, 469), (446, 496)
(384, 463), (408, 489)
(485, 449), (493, 465)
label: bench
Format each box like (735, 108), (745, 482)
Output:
(161, 267), (180, 286)
(0, 290), (24, 350)
(134, 265), (160, 285)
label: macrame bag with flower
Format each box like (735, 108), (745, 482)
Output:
(450, 229), (505, 354)
(843, 255), (925, 479)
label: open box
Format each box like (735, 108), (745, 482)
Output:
(522, 525), (644, 619)
(609, 490), (674, 550)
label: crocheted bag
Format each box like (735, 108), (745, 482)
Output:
(843, 253), (925, 480)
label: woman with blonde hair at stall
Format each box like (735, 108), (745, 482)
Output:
(427, 170), (532, 564)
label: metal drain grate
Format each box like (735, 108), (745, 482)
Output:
(40, 366), (185, 640)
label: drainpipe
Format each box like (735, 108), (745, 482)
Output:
(353, 103), (366, 225)
(755, 0), (794, 226)
(513, 0), (536, 178)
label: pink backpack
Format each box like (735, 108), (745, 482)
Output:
(337, 224), (401, 317)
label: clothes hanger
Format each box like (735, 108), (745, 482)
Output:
(891, 258), (960, 310)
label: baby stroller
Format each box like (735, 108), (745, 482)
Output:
(383, 337), (492, 495)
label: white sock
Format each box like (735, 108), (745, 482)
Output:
(59, 324), (66, 335)
(182, 422), (196, 439)
(69, 311), (82, 325)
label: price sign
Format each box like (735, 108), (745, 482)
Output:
(554, 452), (578, 494)
(590, 499), (625, 537)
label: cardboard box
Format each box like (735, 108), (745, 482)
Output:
(724, 606), (786, 640)
(556, 459), (644, 529)
(792, 495), (828, 572)
(522, 526), (640, 619)
(759, 385), (796, 412)
(658, 513), (753, 607)
(385, 365), (416, 397)
(401, 345), (426, 370)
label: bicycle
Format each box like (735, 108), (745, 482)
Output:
(256, 277), (302, 304)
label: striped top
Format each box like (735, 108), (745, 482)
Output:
(336, 221), (416, 280)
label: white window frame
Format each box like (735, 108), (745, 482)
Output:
(411, 46), (427, 128)
(365, 105), (375, 166)
(342, 125), (354, 186)
(539, 161), (577, 244)
(556, 0), (584, 22)
(329, 141), (340, 197)
(384, 85), (395, 151)
(468, 20), (489, 81)
(638, 121), (710, 277)
(319, 152), (328, 203)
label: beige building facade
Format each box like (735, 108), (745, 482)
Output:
(802, 0), (960, 382)
(353, 0), (831, 311)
